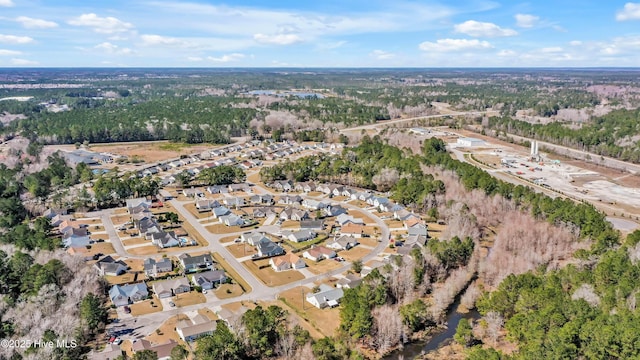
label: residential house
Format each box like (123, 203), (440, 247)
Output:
(256, 239), (285, 258)
(278, 195), (302, 205)
(192, 270), (227, 290)
(288, 230), (316, 243)
(336, 274), (363, 289)
(327, 235), (359, 251)
(153, 277), (191, 298)
(195, 199), (220, 212)
(371, 197), (389, 208)
(241, 232), (270, 246)
(407, 222), (428, 237)
(379, 201), (403, 213)
(223, 197), (245, 208)
(295, 181), (315, 192)
(279, 207), (308, 221)
(335, 214), (364, 226)
(397, 234), (428, 256)
(131, 340), (178, 360)
(249, 194), (274, 205)
(272, 180), (293, 192)
(302, 199), (328, 210)
(211, 206), (231, 219)
(143, 258), (173, 277)
(228, 183), (251, 193)
(270, 253), (306, 271)
(126, 198), (151, 213)
(62, 227), (91, 248)
(306, 284), (344, 309)
(331, 186), (345, 197)
(206, 185), (228, 194)
(219, 214), (244, 226)
(43, 208), (68, 219)
(341, 188), (357, 198)
(176, 314), (217, 342)
(109, 283), (148, 307)
(150, 231), (180, 249)
(252, 207), (278, 218)
(357, 192), (374, 202)
(216, 307), (249, 331)
(394, 209), (419, 221)
(323, 205), (347, 217)
(183, 188), (204, 198)
(94, 256), (128, 276)
(300, 220), (324, 231)
(340, 223), (365, 238)
(315, 184), (330, 194)
(303, 246), (336, 261)
(50, 213), (72, 227)
(179, 253), (214, 273)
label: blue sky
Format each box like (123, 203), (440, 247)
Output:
(0, 0), (640, 67)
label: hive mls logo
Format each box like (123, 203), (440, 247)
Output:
(57, 339), (78, 348)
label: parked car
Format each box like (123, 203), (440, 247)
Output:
(123, 306), (131, 314)
(169, 301), (175, 307)
(114, 338), (122, 345)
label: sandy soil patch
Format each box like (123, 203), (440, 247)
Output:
(215, 284), (244, 299)
(243, 259), (305, 287)
(384, 219), (405, 228)
(90, 233), (111, 241)
(123, 258), (146, 272)
(246, 172), (261, 183)
(346, 209), (375, 223)
(77, 218), (102, 225)
(127, 245), (164, 256)
(278, 287), (341, 338)
(357, 236), (379, 247)
(111, 214), (131, 225)
(129, 298), (163, 316)
(104, 272), (146, 286)
(280, 220), (299, 229)
(219, 235), (239, 244)
(87, 242), (116, 256)
(173, 291), (206, 307)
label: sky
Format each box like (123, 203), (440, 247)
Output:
(1, 0), (640, 67)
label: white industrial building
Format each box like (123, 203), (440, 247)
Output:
(456, 137), (485, 147)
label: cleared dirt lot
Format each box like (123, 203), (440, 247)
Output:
(304, 258), (342, 275)
(173, 291), (206, 307)
(65, 141), (216, 163)
(227, 243), (257, 258)
(129, 298), (163, 316)
(215, 284), (244, 299)
(339, 246), (371, 262)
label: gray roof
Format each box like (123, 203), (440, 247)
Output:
(193, 270), (227, 286)
(179, 253), (214, 267)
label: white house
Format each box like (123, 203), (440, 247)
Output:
(303, 246), (337, 261)
(269, 253), (306, 272)
(457, 137), (485, 147)
(288, 230), (316, 243)
(306, 284), (344, 308)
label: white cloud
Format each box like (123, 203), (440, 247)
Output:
(94, 42), (133, 55)
(253, 33), (303, 45)
(68, 13), (134, 34)
(0, 34), (34, 44)
(15, 16), (58, 29)
(207, 53), (245, 62)
(316, 41), (347, 51)
(541, 46), (563, 53)
(369, 49), (395, 60)
(569, 40), (583, 46)
(11, 58), (38, 66)
(419, 38), (493, 52)
(187, 56), (203, 61)
(515, 14), (539, 28)
(454, 20), (517, 37)
(0, 49), (21, 56)
(140, 34), (186, 47)
(0, 0), (14, 7)
(497, 49), (516, 57)
(617, 3), (640, 21)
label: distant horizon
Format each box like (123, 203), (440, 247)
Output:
(1, 66), (640, 71)
(1, 1), (640, 67)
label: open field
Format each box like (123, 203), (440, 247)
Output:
(219, 235), (239, 244)
(86, 242), (116, 257)
(123, 258), (146, 272)
(227, 243), (257, 258)
(356, 236), (379, 247)
(90, 233), (110, 241)
(69, 141), (216, 164)
(304, 258), (342, 275)
(340, 246), (371, 262)
(206, 223), (245, 234)
(77, 218), (102, 225)
(184, 203), (213, 219)
(129, 298), (163, 316)
(111, 214), (131, 225)
(215, 284), (244, 299)
(278, 287), (341, 338)
(122, 237), (149, 247)
(212, 252), (252, 293)
(384, 219), (404, 228)
(243, 259), (305, 287)
(173, 291), (206, 307)
(127, 245), (163, 256)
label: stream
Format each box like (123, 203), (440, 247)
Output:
(383, 298), (481, 359)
